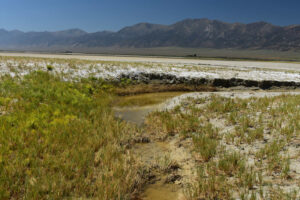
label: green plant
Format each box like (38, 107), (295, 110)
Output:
(0, 71), (141, 199)
(188, 165), (231, 200)
(218, 152), (246, 176)
(192, 133), (218, 162)
(247, 126), (264, 143)
(46, 65), (54, 71)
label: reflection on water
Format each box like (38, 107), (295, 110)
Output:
(115, 92), (184, 107)
(114, 105), (159, 126)
(113, 92), (184, 126)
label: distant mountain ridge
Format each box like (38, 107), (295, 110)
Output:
(1, 19), (300, 51)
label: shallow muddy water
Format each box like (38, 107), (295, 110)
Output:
(133, 141), (188, 200)
(114, 105), (159, 126)
(113, 92), (184, 125)
(141, 183), (183, 200)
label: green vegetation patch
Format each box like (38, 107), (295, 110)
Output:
(0, 71), (139, 199)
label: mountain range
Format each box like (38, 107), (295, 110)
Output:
(1, 19), (300, 51)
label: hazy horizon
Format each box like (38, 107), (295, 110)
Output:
(1, 0), (300, 32)
(1, 17), (300, 33)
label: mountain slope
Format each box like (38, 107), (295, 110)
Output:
(1, 19), (300, 51)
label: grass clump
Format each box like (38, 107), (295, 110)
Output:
(145, 109), (202, 137)
(192, 134), (218, 162)
(256, 140), (286, 173)
(0, 71), (140, 199)
(46, 65), (54, 71)
(218, 152), (246, 176)
(187, 165), (231, 200)
(192, 124), (219, 162)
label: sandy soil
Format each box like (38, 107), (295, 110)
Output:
(162, 91), (300, 110)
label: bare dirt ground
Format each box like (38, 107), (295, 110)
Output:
(127, 91), (300, 199)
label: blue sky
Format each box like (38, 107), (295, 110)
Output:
(0, 0), (299, 32)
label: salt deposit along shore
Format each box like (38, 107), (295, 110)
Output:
(1, 53), (300, 89)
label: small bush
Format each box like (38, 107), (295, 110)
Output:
(46, 65), (54, 71)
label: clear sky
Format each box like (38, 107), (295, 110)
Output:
(0, 0), (299, 32)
